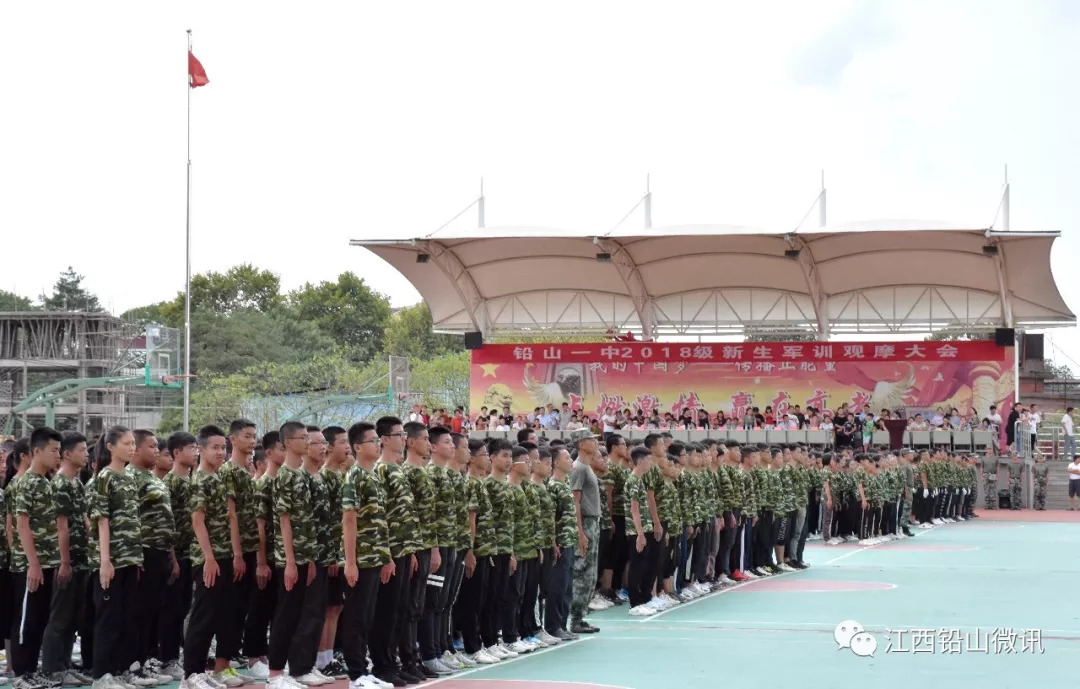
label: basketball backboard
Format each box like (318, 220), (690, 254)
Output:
(144, 324), (183, 388)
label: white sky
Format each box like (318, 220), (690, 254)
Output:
(2, 1), (1078, 370)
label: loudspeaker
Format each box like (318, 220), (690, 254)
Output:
(464, 331), (484, 350)
(1022, 333), (1044, 361)
(994, 328), (1015, 347)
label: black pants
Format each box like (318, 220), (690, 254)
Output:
(93, 565), (139, 678)
(517, 557), (542, 640)
(544, 548), (572, 634)
(41, 569), (87, 673)
(442, 552), (466, 655)
(457, 554), (488, 654)
(292, 564), (327, 676)
(716, 511), (737, 577)
(159, 559), (191, 663)
(611, 516), (628, 591)
(243, 562), (277, 659)
(79, 571), (95, 669)
(481, 555), (510, 648)
(267, 562), (312, 672)
(795, 509), (810, 562)
(340, 567), (380, 681)
(183, 560), (235, 677)
(501, 556), (527, 644)
(729, 514), (746, 573)
(369, 554), (411, 674)
(419, 547), (454, 661)
(690, 523), (708, 581)
(400, 550), (429, 669)
(754, 511), (774, 567)
(11, 568), (55, 676)
(229, 552), (257, 661)
(626, 533), (659, 607)
(135, 548), (171, 665)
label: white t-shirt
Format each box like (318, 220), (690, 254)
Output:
(1029, 413), (1040, 434)
(1069, 461), (1080, 481)
(1063, 415), (1075, 437)
(601, 413), (618, 433)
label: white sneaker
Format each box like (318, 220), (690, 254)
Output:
(453, 651), (477, 667)
(537, 630), (561, 645)
(471, 651), (498, 665)
(677, 590), (695, 602)
(661, 592), (681, 605)
(246, 664), (269, 682)
(508, 641), (533, 654)
(439, 651), (463, 669)
(742, 569), (759, 579)
(362, 677), (392, 689)
(486, 645), (508, 659)
(587, 596), (610, 611)
(843, 535), (858, 542)
(495, 644), (519, 658)
(628, 604), (656, 616)
(313, 670), (337, 685)
(347, 679), (374, 689)
(647, 596), (668, 610)
(293, 674), (331, 687)
(778, 563), (796, 572)
(213, 670), (246, 689)
(719, 574), (735, 585)
(179, 675), (216, 689)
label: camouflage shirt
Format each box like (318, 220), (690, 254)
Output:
(426, 463), (457, 548)
(272, 463), (318, 565)
(656, 476), (681, 527)
(254, 472), (275, 562)
(609, 463), (630, 518)
(5, 474), (24, 567)
(547, 476), (577, 549)
(598, 474), (614, 527)
(532, 478), (556, 549)
(402, 461), (438, 551)
(0, 487), (7, 569)
(486, 476), (515, 556)
(190, 468), (232, 565)
(374, 460), (420, 559)
(624, 473), (653, 537)
(510, 481), (538, 560)
(88, 467), (143, 569)
(446, 468), (471, 550)
(128, 465), (174, 551)
(465, 474), (495, 556)
(341, 464), (391, 569)
(739, 467), (758, 516)
(220, 461), (259, 555)
(164, 471), (194, 560)
(306, 469), (336, 566)
(13, 471), (60, 570)
(715, 465), (736, 513)
(320, 466), (346, 564)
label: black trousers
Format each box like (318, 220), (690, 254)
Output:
(795, 509), (810, 562)
(42, 569), (87, 673)
(754, 511), (774, 567)
(400, 550), (430, 669)
(369, 554), (412, 674)
(729, 514), (746, 573)
(340, 567), (380, 681)
(79, 571), (95, 669)
(183, 560), (235, 677)
(93, 565), (139, 679)
(419, 547), (454, 661)
(611, 516), (628, 591)
(292, 564), (328, 676)
(229, 552), (257, 661)
(136, 548), (171, 665)
(243, 562), (278, 659)
(159, 559), (192, 663)
(442, 551), (466, 655)
(518, 557), (542, 639)
(457, 554), (488, 654)
(626, 533), (659, 607)
(481, 555), (510, 648)
(11, 568), (55, 677)
(543, 547), (572, 634)
(716, 511), (737, 577)
(267, 562), (312, 672)
(500, 556), (527, 644)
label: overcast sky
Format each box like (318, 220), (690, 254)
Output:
(2, 1), (1077, 369)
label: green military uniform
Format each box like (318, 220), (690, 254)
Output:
(53, 474), (88, 571)
(341, 464), (391, 569)
(253, 472), (275, 565)
(1032, 462), (1048, 510)
(981, 455), (1000, 509)
(13, 471), (60, 570)
(88, 467), (143, 569)
(306, 469), (336, 567)
(426, 462), (457, 552)
(623, 474), (652, 536)
(128, 464), (175, 552)
(402, 462), (438, 552)
(5, 474), (24, 571)
(1007, 459), (1023, 510)
(514, 481), (540, 562)
(534, 479), (556, 551)
(189, 468), (232, 565)
(656, 475), (680, 532)
(0, 487), (8, 570)
(448, 468), (472, 554)
(465, 475), (495, 557)
(609, 463), (629, 521)
(164, 471), (194, 563)
(486, 477), (515, 557)
(220, 461), (259, 556)
(272, 463), (318, 566)
(374, 460), (421, 560)
(320, 466), (346, 565)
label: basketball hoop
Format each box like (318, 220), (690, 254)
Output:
(162, 374), (196, 386)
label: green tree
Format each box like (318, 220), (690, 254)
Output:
(121, 302), (170, 326)
(383, 303), (463, 360)
(410, 351), (470, 410)
(40, 267), (102, 311)
(189, 309), (337, 376)
(159, 264), (283, 325)
(1045, 360), (1074, 379)
(288, 272), (392, 362)
(0, 290), (35, 311)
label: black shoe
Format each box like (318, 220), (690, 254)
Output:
(322, 661), (348, 680)
(375, 671), (409, 688)
(396, 668), (424, 684)
(417, 664), (439, 680)
(571, 622), (599, 634)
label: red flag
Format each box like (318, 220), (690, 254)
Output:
(188, 51), (209, 88)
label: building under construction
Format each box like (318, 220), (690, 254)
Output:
(0, 311), (175, 437)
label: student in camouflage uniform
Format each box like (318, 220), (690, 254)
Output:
(500, 445), (535, 654)
(568, 430), (603, 635)
(714, 445), (739, 585)
(128, 429), (176, 686)
(88, 426), (143, 688)
(266, 421), (320, 689)
(544, 446), (577, 641)
(10, 427), (62, 687)
(244, 431), (282, 680)
(341, 421), (394, 686)
(182, 425), (238, 689)
(457, 439), (495, 660)
(419, 426), (462, 674)
(317, 426), (349, 679)
(41, 431), (92, 686)
(160, 432), (197, 678)
(442, 433), (474, 667)
(601, 435), (630, 604)
(517, 443), (547, 646)
(219, 420), (260, 681)
(1007, 453), (1024, 510)
(528, 446), (559, 647)
(656, 448), (683, 601)
(624, 447), (658, 614)
(481, 438), (516, 650)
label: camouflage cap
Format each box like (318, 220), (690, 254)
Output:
(568, 428), (601, 446)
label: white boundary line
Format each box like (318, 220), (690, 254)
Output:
(639, 569), (800, 623)
(422, 636), (597, 687)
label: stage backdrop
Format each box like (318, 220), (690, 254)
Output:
(470, 341), (1014, 422)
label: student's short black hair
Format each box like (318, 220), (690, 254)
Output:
(133, 429), (156, 449)
(467, 438), (487, 456)
(516, 428), (535, 444)
(536, 446), (552, 461)
(229, 419), (257, 436)
(347, 422), (375, 449)
(518, 441), (538, 453)
(630, 447), (651, 465)
(643, 434), (663, 450)
(375, 416), (402, 438)
(822, 452), (833, 466)
(549, 439), (566, 449)
(197, 425), (226, 447)
(661, 432), (673, 439)
(429, 426), (452, 446)
(669, 442), (687, 458)
(605, 434), (625, 453)
(279, 421), (306, 442)
(402, 421), (427, 440)
(322, 426), (346, 445)
(511, 445), (530, 461)
(305, 425), (321, 433)
(30, 426), (62, 452)
(487, 438), (512, 455)
(61, 431), (87, 455)
(167, 431), (197, 455)
(451, 432), (466, 447)
(261, 431), (282, 452)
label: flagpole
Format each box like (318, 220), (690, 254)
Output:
(183, 28), (193, 432)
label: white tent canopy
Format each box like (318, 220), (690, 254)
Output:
(351, 220), (1075, 339)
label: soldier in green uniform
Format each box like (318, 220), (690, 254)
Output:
(518, 443), (548, 647)
(89, 426), (142, 688)
(443, 433), (475, 668)
(528, 446), (559, 647)
(457, 439), (496, 661)
(10, 427), (62, 685)
(715, 446), (739, 585)
(182, 425), (237, 688)
(567, 430), (603, 636)
(1033, 454), (1049, 510)
(625, 447), (658, 614)
(220, 420), (259, 681)
(41, 431), (92, 686)
(482, 438), (517, 649)
(160, 432), (197, 680)
(544, 446), (577, 641)
(1007, 453), (1024, 510)
(128, 429), (176, 686)
(244, 431), (282, 681)
(266, 421), (320, 689)
(341, 421), (394, 687)
(420, 426), (462, 674)
(317, 426), (349, 679)
(501, 445), (536, 655)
